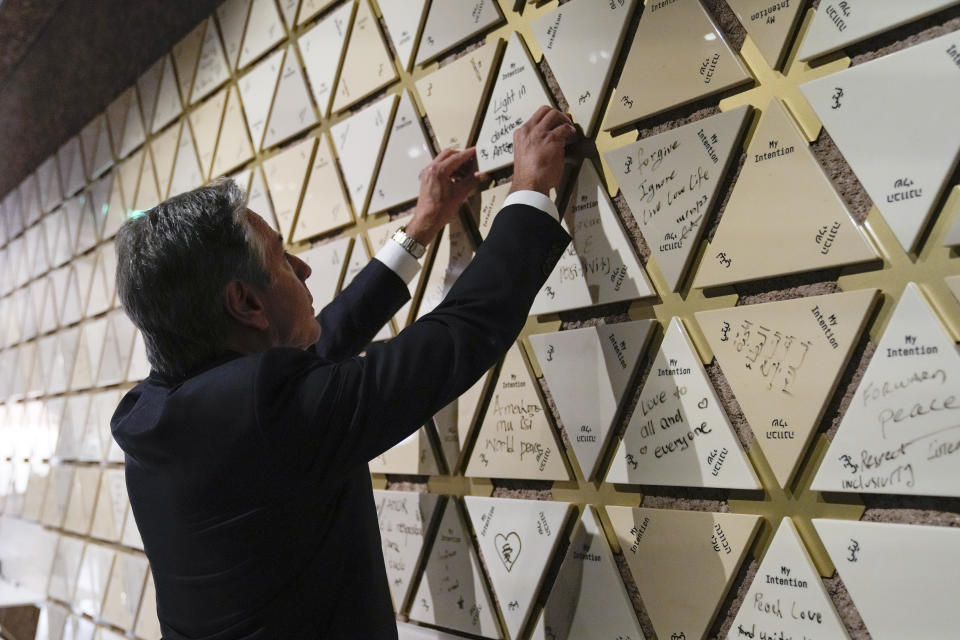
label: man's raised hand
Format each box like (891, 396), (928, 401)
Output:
(510, 106), (577, 197)
(405, 148), (488, 245)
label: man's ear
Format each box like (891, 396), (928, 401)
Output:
(223, 279), (270, 331)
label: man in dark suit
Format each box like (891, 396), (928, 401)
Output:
(112, 105), (576, 639)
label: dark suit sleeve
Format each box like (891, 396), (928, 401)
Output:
(311, 260), (410, 362)
(256, 203), (570, 476)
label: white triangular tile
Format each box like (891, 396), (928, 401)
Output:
(71, 317), (108, 391)
(813, 283), (960, 496)
(294, 134), (353, 242)
(415, 0), (502, 65)
(475, 33), (554, 173)
(137, 57), (165, 134)
(464, 496), (571, 639)
(85, 389), (123, 463)
(217, 0), (252, 69)
(530, 508), (646, 640)
(262, 136), (316, 239)
(728, 518), (849, 640)
(63, 466), (102, 534)
(607, 506), (761, 640)
(91, 114), (115, 179)
(379, 0), (428, 70)
(693, 99), (877, 288)
(605, 0), (751, 130)
(79, 116), (102, 183)
(128, 329), (151, 382)
(21, 171), (42, 226)
(607, 318), (759, 489)
(529, 161), (654, 315)
(298, 0), (338, 25)
(149, 122), (181, 199)
(75, 190), (101, 255)
(36, 276), (60, 335)
(369, 426), (440, 475)
(122, 502), (144, 550)
(211, 85), (255, 178)
(530, 0), (637, 133)
(97, 311), (136, 387)
(408, 499), (501, 638)
(416, 217), (473, 318)
(297, 236), (351, 309)
(135, 572), (161, 639)
(56, 394), (91, 460)
(152, 56), (183, 134)
(135, 141), (163, 213)
(90, 468), (129, 543)
(248, 166), (281, 232)
(74, 542), (114, 617)
(189, 87), (228, 180)
(801, 31), (960, 252)
(100, 549), (148, 630)
(330, 93), (396, 215)
(369, 92), (433, 214)
(697, 288), (879, 488)
(105, 88), (132, 158)
(606, 106), (751, 291)
(40, 465), (75, 529)
(529, 320), (656, 480)
(49, 327), (82, 396)
(86, 244), (118, 317)
(278, 0), (301, 28)
(465, 344), (570, 480)
(263, 46), (319, 149)
(20, 462), (49, 521)
(297, 0), (352, 116)
(814, 518), (960, 640)
(727, 0), (807, 69)
(117, 86), (147, 159)
(173, 20), (206, 104)
(373, 489), (440, 610)
(38, 155), (62, 214)
(191, 17), (230, 103)
(238, 0), (286, 69)
(798, 0), (960, 62)
(48, 533), (85, 602)
(61, 136), (88, 197)
(330, 0), (398, 113)
(415, 40), (501, 151)
(238, 47), (284, 149)
(433, 373), (489, 473)
(169, 124), (204, 197)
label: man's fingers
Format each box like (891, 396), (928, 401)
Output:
(436, 147), (477, 177)
(537, 109), (574, 135)
(524, 105), (555, 129)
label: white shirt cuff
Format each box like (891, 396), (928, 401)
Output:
(501, 190), (560, 222)
(374, 238), (421, 285)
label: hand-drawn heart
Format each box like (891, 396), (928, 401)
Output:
(494, 531), (522, 572)
(698, 397), (708, 409)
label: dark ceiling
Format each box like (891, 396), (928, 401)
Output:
(0, 0), (224, 198)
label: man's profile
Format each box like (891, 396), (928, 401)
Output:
(111, 106), (576, 639)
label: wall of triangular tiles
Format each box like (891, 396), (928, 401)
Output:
(1, 0), (960, 638)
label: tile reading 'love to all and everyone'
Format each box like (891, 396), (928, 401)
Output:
(408, 499), (501, 638)
(372, 489), (440, 611)
(530, 0), (638, 133)
(464, 496), (571, 640)
(797, 0), (960, 62)
(607, 506), (761, 640)
(607, 317), (759, 489)
(813, 283), (960, 497)
(604, 0), (751, 130)
(606, 106), (751, 291)
(416, 41), (502, 152)
(694, 99), (877, 288)
(529, 320), (656, 479)
(475, 33), (555, 173)
(814, 518), (960, 640)
(726, 517), (849, 639)
(465, 343), (569, 481)
(726, 0), (807, 70)
(529, 161), (654, 315)
(801, 30), (960, 252)
(530, 508), (647, 640)
(697, 288), (879, 487)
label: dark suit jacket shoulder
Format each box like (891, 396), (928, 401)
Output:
(112, 203), (570, 639)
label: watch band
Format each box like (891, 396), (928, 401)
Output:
(391, 227), (426, 260)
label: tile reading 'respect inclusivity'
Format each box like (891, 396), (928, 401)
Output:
(607, 317), (759, 490)
(726, 0), (807, 70)
(466, 344), (569, 481)
(529, 161), (654, 315)
(606, 106), (751, 291)
(530, 508), (647, 640)
(797, 0), (960, 62)
(814, 519), (960, 640)
(697, 288), (878, 488)
(464, 496), (571, 640)
(530, 0), (637, 133)
(529, 320), (656, 479)
(604, 0), (751, 131)
(475, 33), (555, 173)
(801, 30), (960, 252)
(607, 506), (760, 640)
(813, 283), (960, 497)
(408, 499), (501, 639)
(727, 518), (849, 640)
(693, 99), (877, 288)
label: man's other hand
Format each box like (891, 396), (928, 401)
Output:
(510, 106), (577, 197)
(405, 148), (488, 245)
